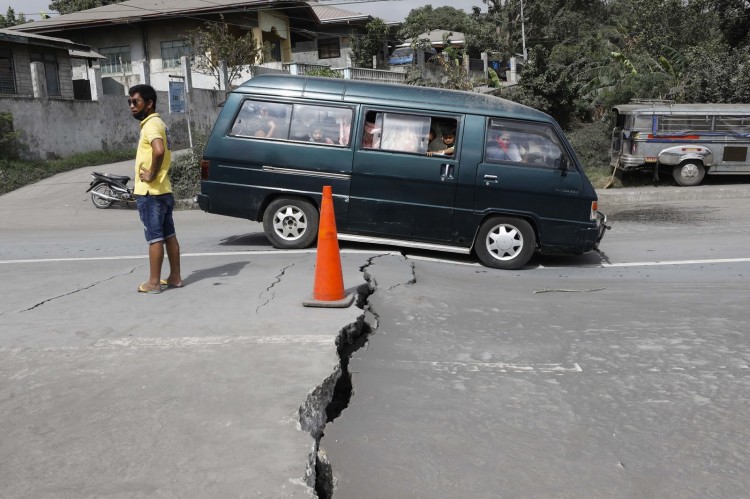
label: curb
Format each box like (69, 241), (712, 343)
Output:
(596, 184), (750, 205)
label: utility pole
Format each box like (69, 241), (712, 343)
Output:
(520, 0), (527, 62)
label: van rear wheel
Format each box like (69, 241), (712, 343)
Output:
(673, 161), (705, 186)
(263, 197), (319, 249)
(475, 216), (535, 270)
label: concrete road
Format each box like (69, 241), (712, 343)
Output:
(2, 164), (750, 498)
(322, 196), (750, 498)
(0, 165), (390, 498)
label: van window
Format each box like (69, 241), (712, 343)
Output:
(290, 104), (353, 145)
(230, 100), (353, 146)
(231, 100), (292, 139)
(485, 119), (570, 169)
(361, 110), (458, 156)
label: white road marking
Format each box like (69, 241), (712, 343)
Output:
(0, 335), (334, 353)
(357, 358), (583, 374)
(0, 248), (381, 265)
(0, 252), (748, 269)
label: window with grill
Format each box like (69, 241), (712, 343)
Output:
(0, 47), (16, 94)
(30, 52), (60, 96)
(161, 40), (192, 69)
(317, 38), (340, 59)
(99, 46), (132, 74)
(656, 115), (712, 132)
(715, 116), (750, 132)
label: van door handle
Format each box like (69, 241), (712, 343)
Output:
(440, 163), (455, 180)
(484, 174), (498, 183)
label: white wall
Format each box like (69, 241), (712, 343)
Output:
(0, 88), (224, 160)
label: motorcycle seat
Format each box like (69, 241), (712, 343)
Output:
(103, 173), (131, 182)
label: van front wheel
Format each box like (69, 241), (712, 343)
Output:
(673, 161), (705, 186)
(263, 197), (319, 249)
(475, 216), (535, 270)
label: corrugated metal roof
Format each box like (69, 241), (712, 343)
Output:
(310, 4), (369, 23)
(0, 27), (93, 52)
(11, 0), (291, 33)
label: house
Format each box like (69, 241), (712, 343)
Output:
(10, 0), (376, 93)
(0, 28), (102, 99)
(390, 30), (466, 65)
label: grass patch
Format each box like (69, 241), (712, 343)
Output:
(0, 149), (135, 196)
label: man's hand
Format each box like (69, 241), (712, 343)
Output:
(139, 167), (155, 182)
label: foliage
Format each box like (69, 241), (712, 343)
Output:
(306, 67), (342, 78)
(170, 136), (206, 202)
(350, 18), (390, 68)
(48, 0), (122, 15)
(0, 149), (135, 196)
(487, 68), (501, 88)
(0, 7), (27, 27)
(567, 120), (614, 189)
(182, 15), (268, 90)
(0, 112), (23, 160)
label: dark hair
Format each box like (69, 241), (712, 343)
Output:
(128, 84), (157, 107)
(444, 128), (456, 137)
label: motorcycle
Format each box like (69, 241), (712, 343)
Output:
(86, 171), (136, 209)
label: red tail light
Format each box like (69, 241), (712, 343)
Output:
(200, 159), (209, 180)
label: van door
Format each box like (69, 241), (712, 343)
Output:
(346, 110), (460, 242)
(476, 118), (589, 248)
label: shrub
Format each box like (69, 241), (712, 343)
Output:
(0, 112), (22, 160)
(306, 67), (342, 78)
(170, 134), (206, 202)
(487, 68), (501, 88)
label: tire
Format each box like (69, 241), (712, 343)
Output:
(672, 161), (705, 187)
(262, 197), (319, 249)
(474, 216), (535, 270)
(91, 184), (114, 209)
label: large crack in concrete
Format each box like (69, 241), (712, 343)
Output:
(297, 255), (389, 498)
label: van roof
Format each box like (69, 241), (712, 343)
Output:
(236, 74), (551, 122)
(613, 103), (750, 115)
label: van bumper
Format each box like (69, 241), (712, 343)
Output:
(197, 193), (210, 212)
(579, 211), (609, 251)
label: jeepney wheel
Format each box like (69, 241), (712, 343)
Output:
(474, 216), (535, 270)
(672, 161), (705, 187)
(263, 197), (319, 249)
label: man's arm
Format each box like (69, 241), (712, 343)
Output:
(140, 138), (165, 182)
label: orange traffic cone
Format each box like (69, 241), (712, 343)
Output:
(303, 186), (354, 308)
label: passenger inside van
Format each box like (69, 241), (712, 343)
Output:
(426, 128), (456, 157)
(486, 131), (522, 162)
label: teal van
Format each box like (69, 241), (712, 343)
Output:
(198, 74), (607, 269)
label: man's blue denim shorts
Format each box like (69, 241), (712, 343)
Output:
(136, 193), (176, 244)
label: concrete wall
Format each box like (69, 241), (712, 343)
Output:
(291, 28), (354, 68)
(0, 88), (223, 160)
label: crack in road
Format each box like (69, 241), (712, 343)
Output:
(17, 267), (138, 314)
(256, 262), (296, 313)
(298, 253), (407, 498)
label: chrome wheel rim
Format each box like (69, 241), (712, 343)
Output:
(485, 224), (523, 261)
(272, 205), (308, 241)
(680, 164), (700, 181)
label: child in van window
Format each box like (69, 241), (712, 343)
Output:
(310, 126), (334, 144)
(426, 128), (456, 157)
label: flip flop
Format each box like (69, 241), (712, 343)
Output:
(160, 279), (183, 289)
(138, 282), (162, 294)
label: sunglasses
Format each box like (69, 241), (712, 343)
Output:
(127, 98), (144, 106)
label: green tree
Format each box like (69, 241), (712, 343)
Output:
(48, 0), (122, 15)
(0, 7), (28, 27)
(350, 18), (390, 68)
(182, 15), (268, 90)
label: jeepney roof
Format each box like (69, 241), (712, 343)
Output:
(613, 103), (750, 115)
(238, 74), (552, 123)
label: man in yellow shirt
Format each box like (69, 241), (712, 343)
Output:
(128, 84), (183, 293)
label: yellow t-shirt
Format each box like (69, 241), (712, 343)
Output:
(134, 113), (172, 196)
